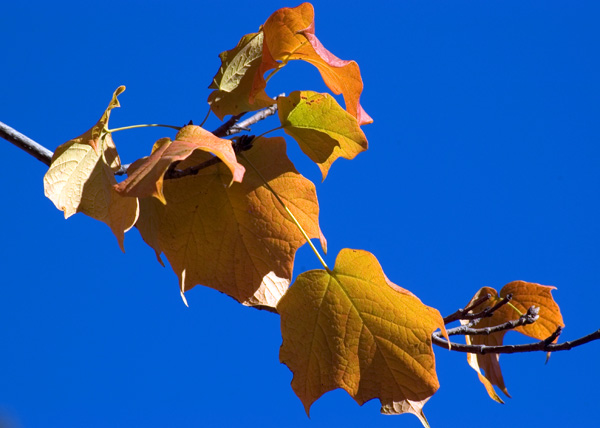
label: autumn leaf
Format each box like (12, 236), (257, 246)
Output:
(114, 125), (245, 203)
(464, 281), (564, 401)
(208, 31), (275, 119)
(278, 248), (446, 427)
(252, 3), (372, 125)
(135, 136), (325, 309)
(43, 86), (139, 251)
(278, 91), (368, 179)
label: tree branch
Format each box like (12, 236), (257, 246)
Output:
(0, 121), (53, 166)
(443, 293), (492, 324)
(445, 306), (539, 337)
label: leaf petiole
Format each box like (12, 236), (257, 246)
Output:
(107, 123), (182, 133)
(239, 152), (330, 272)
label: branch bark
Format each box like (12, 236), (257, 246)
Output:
(0, 121), (53, 166)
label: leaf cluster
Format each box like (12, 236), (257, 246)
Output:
(18, 3), (597, 426)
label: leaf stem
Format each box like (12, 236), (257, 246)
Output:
(199, 108), (211, 127)
(108, 123), (182, 133)
(239, 152), (329, 271)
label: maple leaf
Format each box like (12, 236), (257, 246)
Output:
(114, 125), (245, 203)
(43, 86), (139, 251)
(464, 281), (565, 402)
(252, 3), (372, 126)
(278, 91), (368, 179)
(278, 248), (446, 427)
(135, 136), (325, 309)
(208, 31), (275, 119)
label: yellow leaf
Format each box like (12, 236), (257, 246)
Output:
(253, 3), (372, 125)
(43, 86), (138, 251)
(114, 126), (245, 203)
(135, 136), (325, 308)
(278, 248), (445, 427)
(208, 31), (275, 119)
(278, 91), (368, 179)
(464, 281), (564, 400)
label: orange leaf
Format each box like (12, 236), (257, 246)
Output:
(43, 86), (139, 251)
(114, 126), (245, 203)
(135, 136), (325, 309)
(278, 249), (445, 427)
(278, 91), (368, 179)
(463, 281), (564, 400)
(208, 31), (275, 119)
(253, 3), (372, 125)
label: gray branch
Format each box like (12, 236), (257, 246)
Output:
(0, 121), (53, 166)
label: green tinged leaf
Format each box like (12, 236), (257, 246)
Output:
(208, 31), (274, 119)
(278, 91), (368, 179)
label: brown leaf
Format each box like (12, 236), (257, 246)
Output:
(252, 3), (372, 125)
(114, 126), (245, 203)
(464, 281), (564, 401)
(135, 136), (325, 308)
(278, 249), (446, 427)
(43, 86), (138, 251)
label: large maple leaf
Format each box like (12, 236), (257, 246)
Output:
(278, 91), (368, 179)
(463, 281), (564, 402)
(43, 86), (139, 251)
(252, 3), (372, 125)
(135, 136), (325, 309)
(278, 249), (446, 427)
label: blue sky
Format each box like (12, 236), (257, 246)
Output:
(1, 1), (599, 427)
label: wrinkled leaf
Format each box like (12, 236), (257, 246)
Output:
(135, 136), (325, 308)
(114, 126), (245, 203)
(278, 248), (446, 426)
(43, 86), (138, 251)
(278, 91), (368, 179)
(253, 3), (372, 125)
(208, 31), (275, 119)
(464, 281), (564, 400)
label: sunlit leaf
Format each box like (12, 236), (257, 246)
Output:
(253, 3), (372, 125)
(278, 91), (368, 179)
(43, 86), (138, 251)
(208, 31), (275, 119)
(278, 248), (445, 427)
(114, 126), (245, 203)
(135, 137), (325, 308)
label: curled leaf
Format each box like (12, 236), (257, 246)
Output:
(114, 126), (245, 203)
(208, 31), (275, 119)
(463, 281), (564, 400)
(253, 3), (372, 125)
(43, 86), (138, 251)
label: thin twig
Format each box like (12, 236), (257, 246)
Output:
(0, 121), (53, 166)
(446, 306), (539, 336)
(212, 112), (247, 138)
(463, 293), (513, 322)
(432, 327), (600, 355)
(443, 293), (492, 324)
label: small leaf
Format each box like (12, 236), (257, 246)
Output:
(253, 3), (372, 125)
(208, 31), (275, 119)
(278, 249), (445, 426)
(135, 137), (325, 308)
(464, 281), (565, 400)
(43, 86), (138, 251)
(114, 126), (245, 203)
(278, 91), (368, 179)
